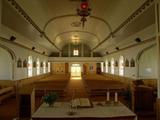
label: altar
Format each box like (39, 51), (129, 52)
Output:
(32, 101), (137, 120)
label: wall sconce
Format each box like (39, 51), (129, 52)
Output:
(10, 36), (16, 41)
(32, 47), (35, 50)
(115, 47), (119, 50)
(135, 38), (141, 43)
(106, 51), (109, 55)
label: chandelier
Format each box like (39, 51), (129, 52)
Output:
(77, 0), (91, 28)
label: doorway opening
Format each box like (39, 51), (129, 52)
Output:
(71, 64), (81, 80)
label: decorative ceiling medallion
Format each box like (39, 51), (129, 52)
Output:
(71, 21), (81, 27)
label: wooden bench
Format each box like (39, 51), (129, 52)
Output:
(0, 80), (15, 104)
(0, 86), (15, 104)
(34, 79), (69, 97)
(83, 74), (127, 97)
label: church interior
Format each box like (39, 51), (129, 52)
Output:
(0, 0), (160, 120)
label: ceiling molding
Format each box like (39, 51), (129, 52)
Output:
(113, 0), (155, 34)
(43, 14), (113, 33)
(106, 36), (156, 56)
(92, 0), (155, 51)
(91, 34), (112, 51)
(0, 36), (49, 57)
(54, 30), (100, 44)
(6, 0), (61, 51)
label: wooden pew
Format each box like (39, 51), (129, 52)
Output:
(83, 74), (127, 97)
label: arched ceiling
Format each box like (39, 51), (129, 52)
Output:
(2, 0), (155, 55)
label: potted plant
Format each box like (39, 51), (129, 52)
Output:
(42, 92), (58, 107)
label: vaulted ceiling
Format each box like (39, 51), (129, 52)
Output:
(1, 0), (155, 56)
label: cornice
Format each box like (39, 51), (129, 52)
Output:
(0, 36), (49, 57)
(92, 0), (155, 51)
(7, 0), (61, 51)
(105, 36), (156, 56)
(54, 30), (100, 43)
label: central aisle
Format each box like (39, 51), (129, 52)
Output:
(66, 77), (88, 98)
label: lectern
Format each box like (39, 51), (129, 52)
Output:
(19, 86), (35, 118)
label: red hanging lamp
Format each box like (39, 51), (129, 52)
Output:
(77, 0), (91, 28)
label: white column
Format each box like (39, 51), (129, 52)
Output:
(155, 0), (160, 98)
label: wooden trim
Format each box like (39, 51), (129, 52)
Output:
(157, 98), (160, 120)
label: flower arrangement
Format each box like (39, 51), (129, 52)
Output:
(42, 92), (58, 106)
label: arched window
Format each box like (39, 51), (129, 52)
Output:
(101, 62), (104, 72)
(36, 58), (40, 75)
(43, 61), (46, 73)
(28, 56), (33, 77)
(48, 62), (51, 72)
(111, 58), (114, 74)
(119, 56), (124, 76)
(105, 60), (108, 73)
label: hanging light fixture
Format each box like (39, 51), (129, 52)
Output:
(77, 0), (91, 28)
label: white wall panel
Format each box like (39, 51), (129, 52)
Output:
(0, 38), (48, 80)
(139, 45), (157, 78)
(0, 47), (12, 80)
(103, 40), (156, 79)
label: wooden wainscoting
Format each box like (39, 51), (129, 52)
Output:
(157, 98), (160, 120)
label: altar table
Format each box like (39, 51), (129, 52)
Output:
(32, 101), (136, 120)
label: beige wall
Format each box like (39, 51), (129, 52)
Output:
(51, 62), (66, 74)
(84, 63), (97, 74)
(51, 62), (98, 74)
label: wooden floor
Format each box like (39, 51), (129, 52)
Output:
(0, 78), (156, 120)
